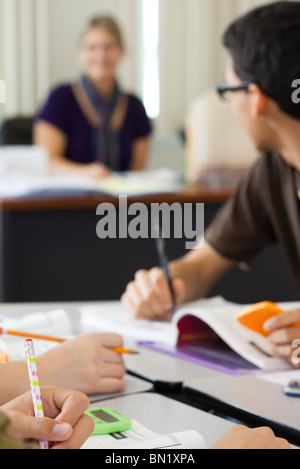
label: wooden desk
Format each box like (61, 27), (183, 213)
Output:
(0, 187), (297, 303)
(0, 188), (231, 303)
(0, 186), (233, 211)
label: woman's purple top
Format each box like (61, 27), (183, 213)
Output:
(36, 84), (152, 171)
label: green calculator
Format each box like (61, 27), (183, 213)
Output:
(85, 408), (132, 435)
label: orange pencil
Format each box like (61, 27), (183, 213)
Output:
(111, 347), (139, 355)
(0, 327), (66, 343)
(0, 328), (139, 354)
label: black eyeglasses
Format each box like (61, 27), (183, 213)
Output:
(216, 81), (252, 100)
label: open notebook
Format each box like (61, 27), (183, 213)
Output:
(80, 297), (293, 373)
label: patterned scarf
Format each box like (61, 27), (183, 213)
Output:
(72, 76), (128, 171)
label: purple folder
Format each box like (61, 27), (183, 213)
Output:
(138, 341), (259, 376)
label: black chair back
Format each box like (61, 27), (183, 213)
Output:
(0, 117), (34, 145)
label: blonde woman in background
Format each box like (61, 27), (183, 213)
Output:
(35, 16), (152, 178)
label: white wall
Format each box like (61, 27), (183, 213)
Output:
(47, 0), (140, 94)
(0, 0), (141, 119)
(0, 0), (295, 135)
(157, 0), (277, 134)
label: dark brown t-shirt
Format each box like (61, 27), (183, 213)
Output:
(205, 152), (300, 296)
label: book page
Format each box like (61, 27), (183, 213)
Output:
(80, 302), (178, 345)
(80, 297), (231, 346)
(174, 302), (291, 371)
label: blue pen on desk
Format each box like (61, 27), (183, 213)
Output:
(155, 227), (176, 315)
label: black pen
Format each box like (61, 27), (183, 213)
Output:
(155, 226), (177, 315)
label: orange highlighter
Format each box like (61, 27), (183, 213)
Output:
(236, 301), (300, 337)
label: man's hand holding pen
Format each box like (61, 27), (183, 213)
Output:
(121, 267), (186, 319)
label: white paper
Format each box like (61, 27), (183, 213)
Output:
(257, 370), (300, 386)
(0, 167), (182, 198)
(81, 419), (205, 450)
(0, 146), (48, 177)
(80, 301), (178, 345)
(1, 309), (72, 361)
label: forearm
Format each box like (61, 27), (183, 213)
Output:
(0, 363), (29, 406)
(128, 138), (150, 171)
(170, 255), (209, 302)
(34, 121), (72, 174)
(170, 242), (232, 303)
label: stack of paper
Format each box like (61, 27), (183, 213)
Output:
(0, 153), (182, 199)
(96, 169), (182, 197)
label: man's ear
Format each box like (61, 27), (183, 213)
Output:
(248, 83), (269, 118)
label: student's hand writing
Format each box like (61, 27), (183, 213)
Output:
(80, 162), (111, 179)
(263, 309), (300, 367)
(37, 333), (126, 395)
(211, 425), (291, 449)
(121, 268), (186, 319)
(1, 386), (94, 449)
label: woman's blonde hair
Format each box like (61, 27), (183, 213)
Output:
(80, 16), (125, 49)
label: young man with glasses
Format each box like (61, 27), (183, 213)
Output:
(121, 1), (300, 366)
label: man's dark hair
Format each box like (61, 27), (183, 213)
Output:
(223, 1), (300, 120)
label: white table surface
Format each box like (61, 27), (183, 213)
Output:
(89, 392), (236, 449)
(2, 301), (299, 449)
